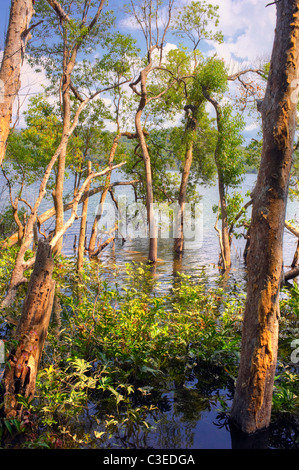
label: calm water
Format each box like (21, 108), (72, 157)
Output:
(48, 171), (299, 286)
(1, 171), (299, 449)
(2, 171), (298, 276)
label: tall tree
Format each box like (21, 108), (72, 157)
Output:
(0, 0), (35, 165)
(196, 60), (245, 270)
(28, 0), (115, 254)
(128, 0), (177, 263)
(230, 0), (299, 434)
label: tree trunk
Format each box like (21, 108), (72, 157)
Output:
(174, 104), (198, 253)
(77, 161), (91, 271)
(174, 142), (193, 253)
(2, 240), (55, 419)
(52, 72), (71, 256)
(230, 0), (299, 435)
(218, 173), (231, 269)
(135, 89), (157, 263)
(202, 91), (231, 269)
(0, 0), (34, 165)
(88, 135), (120, 253)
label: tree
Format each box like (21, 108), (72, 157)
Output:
(28, 0), (114, 254)
(198, 60), (245, 269)
(0, 0), (36, 166)
(230, 0), (299, 435)
(86, 33), (139, 255)
(128, 0), (178, 263)
(172, 55), (225, 253)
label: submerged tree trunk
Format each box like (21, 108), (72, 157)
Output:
(78, 161), (91, 271)
(230, 0), (299, 434)
(217, 173), (231, 269)
(174, 105), (198, 253)
(2, 240), (55, 419)
(133, 71), (158, 263)
(88, 135), (121, 254)
(202, 91), (231, 269)
(137, 118), (158, 263)
(174, 142), (193, 253)
(0, 0), (34, 165)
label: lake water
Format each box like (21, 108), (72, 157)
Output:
(36, 171), (299, 289)
(2, 171), (298, 277)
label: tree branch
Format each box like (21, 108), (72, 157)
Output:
(49, 162), (126, 249)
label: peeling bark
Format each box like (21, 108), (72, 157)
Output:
(2, 240), (55, 419)
(230, 0), (299, 434)
(0, 0), (34, 165)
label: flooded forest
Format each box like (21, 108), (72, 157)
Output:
(0, 0), (298, 453)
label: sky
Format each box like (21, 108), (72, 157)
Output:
(0, 0), (277, 135)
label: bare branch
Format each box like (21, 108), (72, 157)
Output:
(49, 162), (126, 249)
(46, 0), (71, 22)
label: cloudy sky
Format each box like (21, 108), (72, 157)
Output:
(0, 0), (277, 132)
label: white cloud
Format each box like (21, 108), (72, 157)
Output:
(12, 59), (50, 128)
(10, 1), (277, 132)
(245, 122), (259, 132)
(208, 0), (276, 65)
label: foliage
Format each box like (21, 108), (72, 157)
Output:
(173, 1), (223, 50)
(18, 260), (243, 447)
(216, 105), (246, 187)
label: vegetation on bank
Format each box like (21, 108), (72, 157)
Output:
(0, 250), (298, 448)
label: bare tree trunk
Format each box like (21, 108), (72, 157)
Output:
(134, 76), (158, 263)
(127, 0), (176, 264)
(174, 104), (198, 253)
(202, 91), (231, 269)
(174, 142), (193, 253)
(88, 135), (121, 253)
(230, 0), (299, 434)
(77, 161), (91, 271)
(52, 68), (71, 256)
(2, 240), (55, 419)
(218, 173), (231, 269)
(47, 0), (106, 255)
(1, 180), (138, 249)
(0, 0), (34, 165)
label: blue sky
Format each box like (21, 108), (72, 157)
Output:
(0, 0), (276, 62)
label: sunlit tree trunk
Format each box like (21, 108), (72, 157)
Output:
(48, 0), (105, 256)
(231, 0), (299, 434)
(128, 0), (175, 264)
(202, 92), (231, 269)
(0, 0), (34, 165)
(134, 81), (158, 263)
